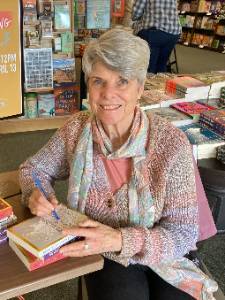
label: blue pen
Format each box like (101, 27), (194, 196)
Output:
(32, 172), (60, 221)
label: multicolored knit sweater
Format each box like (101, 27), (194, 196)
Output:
(19, 111), (218, 300)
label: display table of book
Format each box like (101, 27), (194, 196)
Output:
(0, 195), (104, 300)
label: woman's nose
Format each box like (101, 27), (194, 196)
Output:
(101, 84), (116, 99)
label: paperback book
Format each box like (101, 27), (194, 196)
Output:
(199, 109), (225, 137)
(145, 107), (195, 127)
(178, 123), (225, 160)
(86, 0), (110, 29)
(0, 198), (13, 220)
(171, 101), (215, 120)
(54, 82), (80, 115)
(54, 4), (71, 30)
(53, 58), (76, 83)
(7, 204), (87, 259)
(9, 239), (66, 271)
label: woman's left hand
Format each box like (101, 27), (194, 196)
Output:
(60, 219), (122, 257)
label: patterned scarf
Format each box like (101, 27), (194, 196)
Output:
(68, 107), (155, 227)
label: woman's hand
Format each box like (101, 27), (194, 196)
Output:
(60, 219), (122, 257)
(28, 188), (58, 217)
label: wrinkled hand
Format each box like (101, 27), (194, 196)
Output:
(28, 188), (58, 217)
(60, 219), (122, 257)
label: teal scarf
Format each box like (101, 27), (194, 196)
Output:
(68, 107), (154, 227)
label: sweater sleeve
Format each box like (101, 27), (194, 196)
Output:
(105, 136), (199, 267)
(19, 112), (89, 205)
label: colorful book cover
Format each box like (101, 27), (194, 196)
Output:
(54, 4), (71, 30)
(86, 0), (110, 29)
(38, 93), (55, 117)
(165, 76), (207, 95)
(145, 107), (194, 127)
(179, 123), (223, 144)
(171, 101), (215, 119)
(54, 82), (80, 115)
(111, 0), (125, 17)
(53, 58), (76, 83)
(7, 205), (87, 258)
(0, 198), (13, 220)
(9, 239), (66, 271)
(61, 31), (74, 53)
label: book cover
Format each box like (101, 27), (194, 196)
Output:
(61, 31), (74, 53)
(171, 101), (215, 120)
(86, 0), (110, 29)
(7, 205), (87, 258)
(145, 107), (195, 127)
(54, 82), (80, 115)
(178, 123), (225, 159)
(53, 58), (76, 83)
(9, 239), (66, 271)
(54, 4), (71, 30)
(111, 0), (125, 17)
(0, 198), (13, 220)
(38, 93), (55, 117)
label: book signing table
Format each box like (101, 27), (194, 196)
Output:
(0, 195), (104, 300)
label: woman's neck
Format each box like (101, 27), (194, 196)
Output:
(102, 116), (134, 151)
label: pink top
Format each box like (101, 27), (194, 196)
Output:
(101, 155), (217, 242)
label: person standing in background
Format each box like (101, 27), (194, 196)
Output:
(132, 0), (181, 73)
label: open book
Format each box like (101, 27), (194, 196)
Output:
(7, 205), (87, 259)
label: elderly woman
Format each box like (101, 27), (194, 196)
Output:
(19, 29), (217, 300)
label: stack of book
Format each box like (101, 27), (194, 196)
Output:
(199, 109), (225, 138)
(171, 101), (215, 121)
(7, 205), (87, 271)
(0, 198), (17, 245)
(178, 123), (225, 160)
(145, 107), (195, 127)
(165, 76), (210, 100)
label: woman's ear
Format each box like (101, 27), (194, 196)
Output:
(137, 83), (144, 100)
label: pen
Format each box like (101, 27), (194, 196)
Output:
(32, 172), (60, 221)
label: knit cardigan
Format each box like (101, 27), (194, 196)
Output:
(19, 111), (217, 299)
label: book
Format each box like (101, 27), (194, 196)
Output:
(9, 239), (66, 271)
(199, 109), (225, 137)
(54, 4), (71, 30)
(53, 58), (76, 83)
(54, 82), (80, 115)
(111, 0), (125, 17)
(38, 93), (55, 117)
(7, 204), (87, 258)
(145, 107), (195, 127)
(86, 0), (110, 29)
(178, 123), (225, 160)
(171, 101), (215, 120)
(0, 198), (13, 220)
(165, 76), (210, 100)
(61, 31), (74, 53)
(0, 214), (17, 230)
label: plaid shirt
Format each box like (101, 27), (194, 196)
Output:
(132, 0), (181, 35)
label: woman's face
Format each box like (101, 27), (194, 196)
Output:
(88, 62), (144, 127)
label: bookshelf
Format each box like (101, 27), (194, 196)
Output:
(178, 0), (225, 53)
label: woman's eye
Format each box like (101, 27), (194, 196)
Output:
(93, 78), (102, 85)
(118, 78), (128, 86)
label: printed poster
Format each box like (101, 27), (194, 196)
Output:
(0, 0), (23, 118)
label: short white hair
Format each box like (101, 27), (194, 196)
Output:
(82, 28), (150, 85)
